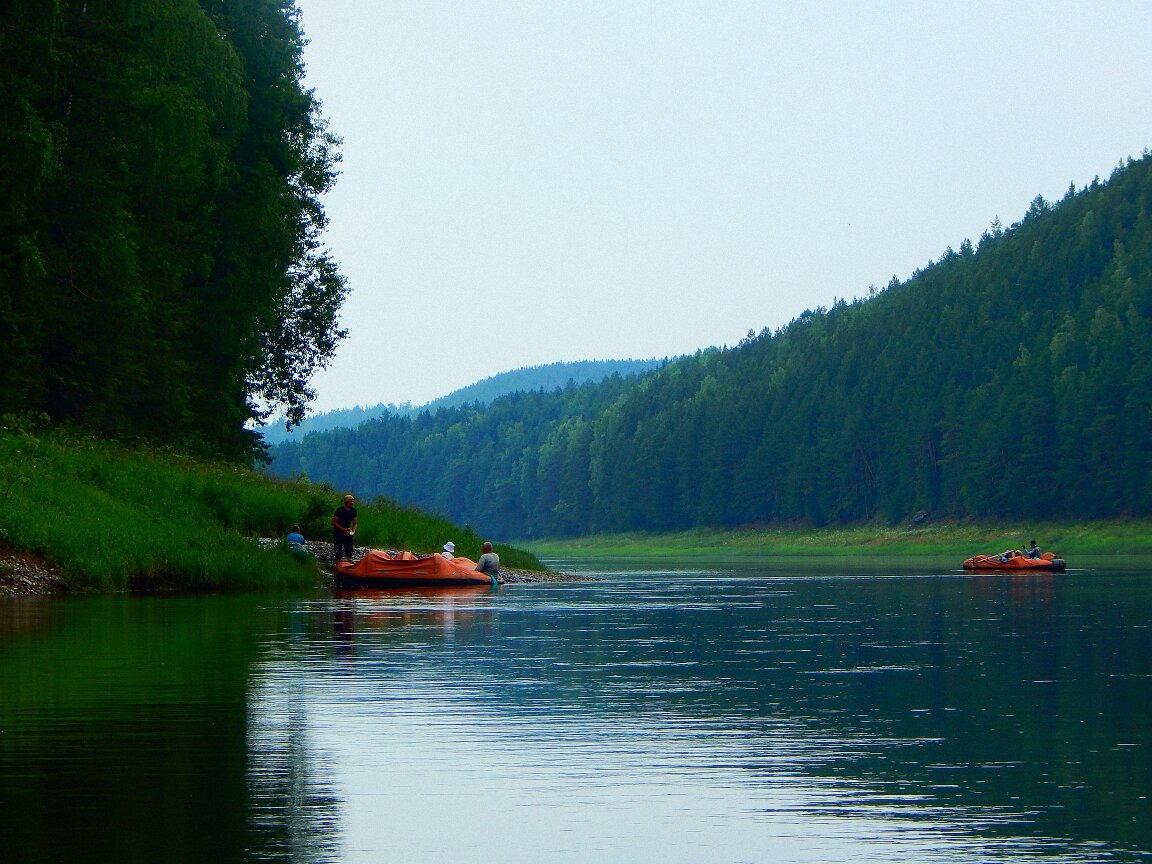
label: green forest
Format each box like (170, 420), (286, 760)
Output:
(0, 0), (347, 461)
(4, 3), (1150, 545)
(269, 153), (1152, 538)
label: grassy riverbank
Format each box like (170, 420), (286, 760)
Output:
(522, 520), (1152, 560)
(0, 425), (541, 593)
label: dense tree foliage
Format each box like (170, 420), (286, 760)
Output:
(0, 0), (346, 460)
(261, 358), (667, 444)
(269, 154), (1152, 536)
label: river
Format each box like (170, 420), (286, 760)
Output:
(1, 557), (1149, 863)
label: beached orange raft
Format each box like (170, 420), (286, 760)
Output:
(334, 550), (499, 587)
(962, 551), (1066, 571)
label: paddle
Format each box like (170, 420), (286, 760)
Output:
(969, 551), (1010, 566)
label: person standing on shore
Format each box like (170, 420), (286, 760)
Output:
(476, 541), (500, 577)
(332, 494), (358, 561)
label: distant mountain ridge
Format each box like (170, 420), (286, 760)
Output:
(261, 358), (666, 444)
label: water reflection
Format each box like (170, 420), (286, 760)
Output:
(0, 594), (325, 864)
(244, 567), (1152, 863)
(2, 565), (1151, 862)
(247, 665), (342, 863)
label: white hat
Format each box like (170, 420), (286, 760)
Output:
(443, 541), (455, 552)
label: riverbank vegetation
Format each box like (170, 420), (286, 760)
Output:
(0, 423), (542, 593)
(523, 520), (1152, 560)
(268, 153), (1152, 538)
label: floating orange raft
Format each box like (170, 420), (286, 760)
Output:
(962, 551), (1066, 571)
(334, 550), (499, 587)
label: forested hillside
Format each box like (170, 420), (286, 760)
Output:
(261, 358), (666, 444)
(0, 0), (346, 460)
(269, 154), (1152, 537)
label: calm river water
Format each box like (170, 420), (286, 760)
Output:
(1, 557), (1150, 863)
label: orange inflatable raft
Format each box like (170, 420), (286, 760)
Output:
(962, 551), (1066, 571)
(334, 550), (499, 587)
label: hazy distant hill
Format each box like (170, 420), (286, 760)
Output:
(260, 358), (666, 444)
(269, 154), (1152, 537)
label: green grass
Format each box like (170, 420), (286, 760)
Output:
(8, 424), (1143, 590)
(520, 520), (1152, 560)
(0, 425), (542, 592)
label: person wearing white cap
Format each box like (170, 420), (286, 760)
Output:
(441, 541), (455, 560)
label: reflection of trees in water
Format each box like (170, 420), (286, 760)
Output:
(0, 594), (319, 864)
(247, 577), (1152, 859)
(331, 577), (1152, 855)
(241, 590), (499, 863)
(675, 576), (1151, 853)
(247, 638), (343, 864)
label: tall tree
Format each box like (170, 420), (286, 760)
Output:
(0, 0), (347, 460)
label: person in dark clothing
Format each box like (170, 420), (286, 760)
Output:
(331, 494), (358, 561)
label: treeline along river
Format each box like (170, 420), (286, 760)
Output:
(268, 155), (1152, 537)
(1, 557), (1149, 862)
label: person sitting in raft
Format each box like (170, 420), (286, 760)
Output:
(476, 541), (500, 577)
(441, 541), (455, 560)
(1025, 540), (1042, 559)
(286, 524), (311, 558)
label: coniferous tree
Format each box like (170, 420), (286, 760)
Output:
(0, 0), (346, 460)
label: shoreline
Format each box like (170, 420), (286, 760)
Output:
(520, 519), (1152, 559)
(8, 519), (1151, 598)
(0, 548), (67, 597)
(0, 540), (576, 599)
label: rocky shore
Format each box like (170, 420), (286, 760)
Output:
(0, 539), (579, 598)
(0, 548), (67, 597)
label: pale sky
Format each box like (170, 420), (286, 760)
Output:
(293, 0), (1152, 414)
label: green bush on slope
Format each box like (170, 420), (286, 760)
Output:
(0, 428), (541, 592)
